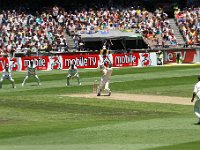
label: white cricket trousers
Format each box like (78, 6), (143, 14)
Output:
(194, 100), (200, 118)
(97, 77), (110, 94)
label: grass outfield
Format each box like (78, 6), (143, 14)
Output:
(0, 65), (200, 150)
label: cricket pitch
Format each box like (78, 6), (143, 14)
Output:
(61, 93), (192, 106)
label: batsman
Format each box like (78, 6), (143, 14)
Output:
(22, 60), (41, 86)
(97, 60), (113, 96)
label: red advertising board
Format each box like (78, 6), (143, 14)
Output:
(112, 53), (140, 67)
(62, 54), (99, 69)
(0, 51), (157, 72)
(0, 57), (9, 71)
(49, 56), (62, 70)
(9, 57), (20, 71)
(164, 49), (196, 64)
(140, 53), (152, 67)
(21, 56), (49, 71)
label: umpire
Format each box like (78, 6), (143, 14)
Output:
(191, 75), (200, 124)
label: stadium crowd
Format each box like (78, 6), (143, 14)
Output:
(175, 7), (200, 46)
(0, 5), (199, 56)
(0, 7), (68, 57)
(138, 8), (178, 48)
(64, 6), (178, 49)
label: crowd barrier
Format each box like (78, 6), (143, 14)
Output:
(0, 52), (157, 72)
(0, 47), (200, 72)
(163, 48), (200, 64)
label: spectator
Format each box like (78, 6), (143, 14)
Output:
(2, 5), (198, 55)
(73, 34), (80, 49)
(175, 7), (200, 46)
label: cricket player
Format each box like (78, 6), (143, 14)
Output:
(100, 46), (112, 65)
(191, 75), (200, 124)
(0, 64), (16, 88)
(66, 62), (81, 86)
(22, 60), (41, 86)
(97, 61), (112, 96)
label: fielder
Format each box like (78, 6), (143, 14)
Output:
(191, 75), (200, 124)
(0, 64), (16, 88)
(66, 62), (81, 86)
(22, 60), (41, 86)
(97, 61), (112, 96)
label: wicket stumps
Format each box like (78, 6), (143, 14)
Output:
(93, 80), (98, 93)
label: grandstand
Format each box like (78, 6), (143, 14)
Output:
(0, 0), (199, 57)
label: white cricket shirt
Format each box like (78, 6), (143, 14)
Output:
(194, 81), (200, 99)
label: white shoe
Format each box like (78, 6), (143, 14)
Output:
(78, 83), (81, 86)
(13, 86), (16, 89)
(38, 83), (42, 86)
(22, 83), (24, 86)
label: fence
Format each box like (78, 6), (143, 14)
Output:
(0, 47), (200, 72)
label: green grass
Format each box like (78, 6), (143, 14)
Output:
(0, 65), (200, 150)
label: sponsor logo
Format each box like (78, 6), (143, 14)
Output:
(63, 56), (98, 68)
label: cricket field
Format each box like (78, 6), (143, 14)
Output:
(0, 65), (200, 150)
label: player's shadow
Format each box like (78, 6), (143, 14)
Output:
(194, 123), (200, 125)
(30, 84), (40, 86)
(98, 94), (110, 96)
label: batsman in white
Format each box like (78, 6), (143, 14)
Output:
(66, 62), (81, 86)
(22, 60), (41, 86)
(97, 61), (113, 96)
(191, 75), (200, 124)
(0, 64), (16, 88)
